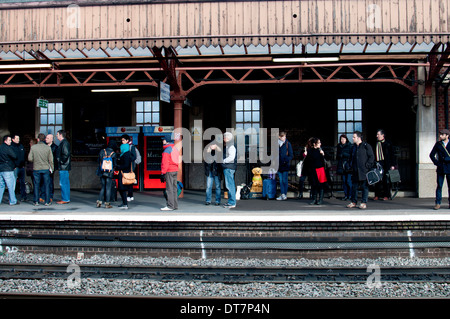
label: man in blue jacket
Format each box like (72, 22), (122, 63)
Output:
(430, 129), (450, 210)
(277, 131), (293, 201)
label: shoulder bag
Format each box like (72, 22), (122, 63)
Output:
(122, 163), (137, 185)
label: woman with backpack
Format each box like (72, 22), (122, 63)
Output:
(115, 142), (134, 209)
(96, 140), (118, 208)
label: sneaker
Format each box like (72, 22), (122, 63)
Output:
(127, 197), (134, 201)
(346, 202), (357, 208)
(434, 204), (441, 210)
(44, 202), (52, 206)
(215, 202), (221, 206)
(56, 200), (70, 204)
(205, 202), (211, 205)
(373, 197), (379, 201)
(223, 204), (236, 208)
(359, 203), (367, 209)
(33, 202), (39, 206)
(105, 203), (113, 209)
(382, 197), (389, 201)
(276, 194), (287, 201)
(118, 204), (128, 210)
(96, 200), (102, 208)
(39, 198), (45, 203)
(9, 202), (20, 206)
(160, 206), (174, 211)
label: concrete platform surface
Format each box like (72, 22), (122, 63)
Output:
(0, 189), (448, 222)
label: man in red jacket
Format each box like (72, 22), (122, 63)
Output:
(160, 137), (180, 211)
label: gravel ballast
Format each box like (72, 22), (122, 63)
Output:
(0, 252), (450, 298)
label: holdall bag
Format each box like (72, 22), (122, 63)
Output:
(316, 167), (327, 183)
(387, 169), (401, 184)
(296, 160), (303, 177)
(122, 163), (136, 185)
(366, 162), (384, 185)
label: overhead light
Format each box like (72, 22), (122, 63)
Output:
(91, 88), (139, 93)
(272, 57), (340, 63)
(0, 63), (53, 69)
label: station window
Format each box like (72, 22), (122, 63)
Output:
(136, 100), (160, 126)
(337, 98), (362, 140)
(39, 101), (63, 135)
(235, 99), (260, 136)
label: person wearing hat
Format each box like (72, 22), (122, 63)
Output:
(430, 128), (450, 210)
(160, 136), (180, 211)
(373, 129), (396, 201)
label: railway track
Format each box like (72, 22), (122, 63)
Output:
(0, 263), (449, 284)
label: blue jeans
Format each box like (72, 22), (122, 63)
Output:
(59, 170), (70, 202)
(99, 177), (113, 203)
(206, 172), (221, 203)
(0, 171), (17, 205)
(33, 170), (50, 204)
(14, 167), (27, 200)
(435, 173), (450, 205)
(278, 171), (289, 195)
(351, 180), (369, 204)
(342, 173), (353, 198)
(223, 168), (236, 206)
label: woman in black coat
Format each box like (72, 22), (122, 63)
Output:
(304, 137), (327, 205)
(115, 143), (133, 209)
(336, 134), (353, 201)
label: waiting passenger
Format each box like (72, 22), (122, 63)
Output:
(160, 136), (180, 211)
(304, 137), (327, 205)
(429, 128), (450, 210)
(204, 141), (222, 206)
(276, 131), (293, 201)
(336, 134), (353, 201)
(28, 133), (53, 206)
(222, 132), (237, 209)
(0, 135), (18, 205)
(346, 131), (374, 210)
(116, 143), (133, 210)
(96, 139), (118, 209)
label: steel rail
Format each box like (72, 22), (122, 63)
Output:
(0, 263), (449, 284)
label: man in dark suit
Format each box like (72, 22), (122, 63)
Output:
(430, 129), (450, 210)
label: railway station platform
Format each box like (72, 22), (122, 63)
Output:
(0, 189), (448, 222)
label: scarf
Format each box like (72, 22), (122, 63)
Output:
(120, 143), (130, 156)
(376, 140), (384, 161)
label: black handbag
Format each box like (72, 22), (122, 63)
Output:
(387, 169), (401, 183)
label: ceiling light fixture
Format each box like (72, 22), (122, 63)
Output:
(91, 88), (139, 93)
(272, 57), (340, 63)
(0, 63), (53, 69)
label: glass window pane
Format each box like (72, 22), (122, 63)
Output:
(338, 123), (345, 132)
(136, 112), (144, 124)
(48, 103), (55, 113)
(338, 99), (345, 109)
(244, 100), (252, 110)
(346, 122), (354, 132)
(338, 111), (345, 121)
(144, 101), (152, 112)
(40, 107), (47, 114)
(144, 113), (152, 123)
(40, 126), (47, 134)
(252, 111), (260, 122)
(55, 126), (62, 133)
(354, 99), (362, 109)
(48, 114), (55, 125)
(354, 111), (362, 121)
(40, 114), (47, 125)
(152, 113), (160, 124)
(153, 102), (160, 112)
(355, 122), (363, 131)
(55, 103), (63, 113)
(136, 101), (143, 112)
(244, 123), (252, 131)
(236, 100), (243, 111)
(346, 111), (354, 121)
(252, 123), (260, 132)
(252, 100), (260, 110)
(47, 127), (54, 135)
(236, 123), (244, 129)
(55, 114), (63, 125)
(236, 111), (243, 123)
(346, 99), (353, 109)
(244, 111), (252, 122)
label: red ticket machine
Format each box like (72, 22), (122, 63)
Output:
(142, 126), (173, 189)
(105, 126), (142, 191)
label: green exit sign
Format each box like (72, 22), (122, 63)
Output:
(36, 98), (48, 108)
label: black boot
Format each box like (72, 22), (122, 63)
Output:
(316, 189), (324, 205)
(309, 191), (317, 205)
